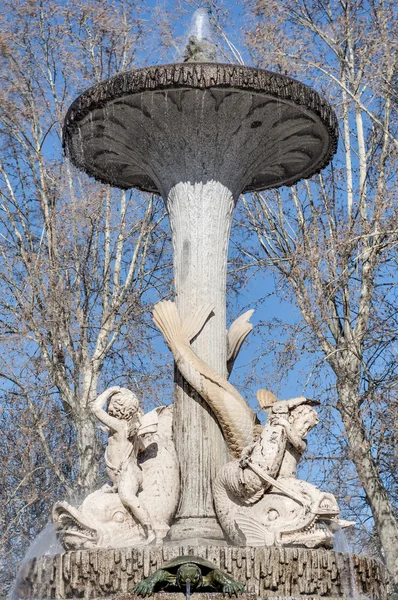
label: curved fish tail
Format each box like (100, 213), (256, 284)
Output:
(153, 300), (214, 347)
(182, 303), (215, 341)
(227, 310), (254, 361)
(153, 300), (256, 457)
(152, 301), (182, 347)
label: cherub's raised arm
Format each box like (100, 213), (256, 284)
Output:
(285, 396), (320, 410)
(90, 386), (124, 432)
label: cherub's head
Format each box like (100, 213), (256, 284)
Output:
(107, 389), (139, 421)
(289, 404), (319, 438)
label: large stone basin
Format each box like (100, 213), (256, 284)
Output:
(17, 546), (388, 599)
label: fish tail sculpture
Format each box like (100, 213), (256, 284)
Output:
(152, 300), (257, 457)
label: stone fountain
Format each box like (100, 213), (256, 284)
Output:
(16, 12), (389, 600)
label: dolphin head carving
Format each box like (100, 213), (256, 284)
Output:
(52, 487), (144, 550)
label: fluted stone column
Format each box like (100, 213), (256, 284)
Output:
(165, 181), (234, 540)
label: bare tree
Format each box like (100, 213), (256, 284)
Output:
(0, 374), (76, 594)
(240, 0), (398, 583)
(0, 0), (170, 518)
(1, 0), (397, 591)
(0, 1), (174, 590)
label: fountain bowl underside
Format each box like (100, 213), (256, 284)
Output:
(17, 545), (388, 600)
(63, 63), (338, 196)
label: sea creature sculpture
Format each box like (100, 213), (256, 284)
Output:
(153, 301), (348, 548)
(213, 390), (344, 547)
(53, 487), (143, 550)
(53, 405), (179, 549)
(133, 555), (245, 598)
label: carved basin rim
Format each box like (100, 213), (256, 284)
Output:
(16, 545), (389, 600)
(63, 62), (339, 193)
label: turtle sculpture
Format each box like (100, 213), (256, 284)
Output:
(133, 555), (245, 598)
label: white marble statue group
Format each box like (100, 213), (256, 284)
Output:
(53, 301), (349, 550)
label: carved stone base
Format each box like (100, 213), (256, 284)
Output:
(167, 517), (226, 544)
(95, 595), (257, 600)
(16, 546), (388, 600)
(167, 537), (228, 547)
(90, 596), (365, 600)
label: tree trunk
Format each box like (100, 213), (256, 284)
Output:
(337, 382), (398, 584)
(74, 411), (99, 495)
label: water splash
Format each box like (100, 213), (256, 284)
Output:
(182, 7), (218, 63)
(9, 524), (62, 600)
(185, 580), (191, 600)
(190, 7), (211, 41)
(334, 528), (369, 600)
(333, 526), (352, 553)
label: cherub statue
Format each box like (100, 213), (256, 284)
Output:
(214, 390), (342, 547)
(53, 398), (180, 549)
(240, 390), (320, 491)
(91, 386), (155, 543)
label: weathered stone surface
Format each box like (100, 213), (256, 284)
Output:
(16, 546), (388, 600)
(88, 596), (358, 600)
(64, 63), (338, 195)
(164, 183), (233, 541)
(53, 401), (179, 550)
(94, 594), (257, 600)
(152, 306), (345, 549)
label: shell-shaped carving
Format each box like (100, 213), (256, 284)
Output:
(256, 389), (279, 410)
(64, 64), (338, 195)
